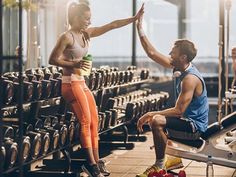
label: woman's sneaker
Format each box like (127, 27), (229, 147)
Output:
(98, 159), (110, 176)
(81, 164), (105, 177)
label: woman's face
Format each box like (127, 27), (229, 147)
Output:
(75, 10), (91, 30)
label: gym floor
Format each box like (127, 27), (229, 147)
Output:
(96, 131), (236, 177)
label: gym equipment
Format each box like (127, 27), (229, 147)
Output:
(166, 111), (236, 168)
(0, 78), (14, 105)
(3, 138), (18, 169)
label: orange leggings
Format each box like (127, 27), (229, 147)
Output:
(61, 80), (99, 148)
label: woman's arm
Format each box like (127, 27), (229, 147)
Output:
(49, 33), (82, 68)
(86, 4), (144, 38)
(136, 14), (172, 68)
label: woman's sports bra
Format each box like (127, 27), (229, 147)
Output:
(61, 31), (89, 82)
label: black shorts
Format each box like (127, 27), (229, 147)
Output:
(165, 117), (202, 140)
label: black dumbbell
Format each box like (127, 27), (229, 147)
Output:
(0, 78), (14, 105)
(50, 116), (68, 147)
(27, 123), (50, 156)
(15, 124), (42, 160)
(0, 146), (6, 169)
(42, 67), (53, 80)
(88, 71), (96, 90)
(104, 111), (112, 130)
(65, 112), (77, 143)
(98, 112), (106, 132)
(125, 102), (138, 121)
(110, 109), (118, 127)
(40, 116), (60, 150)
(3, 137), (18, 169)
(41, 80), (52, 99)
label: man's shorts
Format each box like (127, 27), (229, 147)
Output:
(165, 117), (202, 140)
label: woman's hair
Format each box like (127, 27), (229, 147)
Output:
(67, 2), (90, 26)
(79, 0), (90, 6)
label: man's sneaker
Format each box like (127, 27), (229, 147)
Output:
(81, 164), (105, 177)
(165, 156), (184, 171)
(136, 165), (160, 177)
(98, 159), (110, 176)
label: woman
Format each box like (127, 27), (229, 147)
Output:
(49, 2), (144, 177)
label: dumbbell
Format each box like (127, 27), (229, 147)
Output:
(118, 71), (124, 85)
(13, 124), (42, 160)
(35, 68), (45, 81)
(42, 68), (61, 97)
(3, 124), (31, 164)
(65, 112), (77, 143)
(1, 125), (20, 169)
(31, 80), (42, 100)
(140, 68), (149, 80)
(3, 125), (14, 139)
(104, 111), (112, 130)
(97, 69), (106, 88)
(110, 109), (118, 127)
(10, 79), (33, 103)
(48, 66), (59, 77)
(127, 65), (137, 71)
(106, 98), (118, 110)
(98, 112), (106, 132)
(0, 78), (14, 105)
(50, 116), (68, 147)
(40, 116), (60, 150)
(125, 102), (138, 121)
(94, 71), (102, 90)
(26, 71), (42, 100)
(3, 138), (18, 169)
(27, 122), (50, 156)
(57, 67), (63, 75)
(26, 73), (37, 82)
(41, 80), (52, 99)
(88, 71), (96, 90)
(0, 146), (6, 169)
(56, 113), (75, 144)
(42, 67), (53, 80)
(124, 71), (130, 83)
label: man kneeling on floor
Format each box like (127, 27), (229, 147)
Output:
(135, 6), (209, 177)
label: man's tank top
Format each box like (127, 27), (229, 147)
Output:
(175, 64), (209, 132)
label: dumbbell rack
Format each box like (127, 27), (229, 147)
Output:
(96, 78), (153, 152)
(0, 1), (24, 177)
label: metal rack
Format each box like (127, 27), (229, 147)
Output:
(0, 1), (24, 177)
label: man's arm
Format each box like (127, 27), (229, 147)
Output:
(136, 14), (172, 68)
(157, 75), (196, 117)
(137, 75), (198, 132)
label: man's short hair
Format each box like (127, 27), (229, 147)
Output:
(174, 39), (197, 62)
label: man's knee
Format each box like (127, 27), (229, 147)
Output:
(151, 115), (166, 129)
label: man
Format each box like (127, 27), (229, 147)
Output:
(230, 47), (236, 112)
(136, 12), (209, 177)
(231, 47), (236, 88)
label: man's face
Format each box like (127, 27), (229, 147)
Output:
(169, 46), (182, 69)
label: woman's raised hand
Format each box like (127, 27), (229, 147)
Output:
(134, 3), (144, 21)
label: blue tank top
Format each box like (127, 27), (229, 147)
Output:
(175, 64), (209, 132)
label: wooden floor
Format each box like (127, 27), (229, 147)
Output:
(100, 131), (236, 177)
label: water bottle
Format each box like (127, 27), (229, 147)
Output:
(206, 156), (214, 177)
